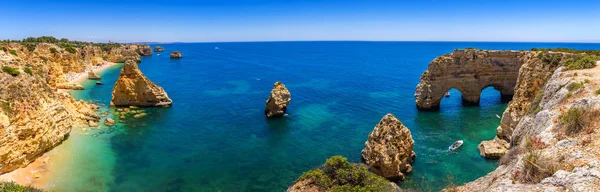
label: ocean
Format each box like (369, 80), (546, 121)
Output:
(45, 41), (600, 191)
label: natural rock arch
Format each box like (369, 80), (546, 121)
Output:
(415, 49), (526, 110)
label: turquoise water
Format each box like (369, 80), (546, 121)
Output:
(53, 42), (600, 191)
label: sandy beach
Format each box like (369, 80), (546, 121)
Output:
(0, 61), (120, 189)
(66, 61), (119, 84)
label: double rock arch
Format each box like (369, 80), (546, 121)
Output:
(415, 49), (526, 110)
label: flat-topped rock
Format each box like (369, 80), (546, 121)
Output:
(361, 113), (416, 181)
(56, 83), (84, 90)
(478, 136), (509, 159)
(111, 60), (172, 107)
(170, 51), (182, 58)
(264, 81), (291, 118)
(154, 46), (164, 52)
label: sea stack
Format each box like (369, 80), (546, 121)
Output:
(361, 113), (416, 181)
(88, 71), (101, 80)
(170, 51), (182, 59)
(137, 45), (153, 56)
(154, 46), (164, 52)
(111, 60), (172, 107)
(264, 81), (291, 118)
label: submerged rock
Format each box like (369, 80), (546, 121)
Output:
(264, 82), (291, 118)
(154, 46), (164, 52)
(104, 118), (115, 126)
(170, 51), (182, 59)
(361, 113), (416, 181)
(111, 60), (172, 107)
(88, 71), (101, 80)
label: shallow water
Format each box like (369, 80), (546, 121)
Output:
(44, 42), (600, 191)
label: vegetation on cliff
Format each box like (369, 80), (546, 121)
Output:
(2, 66), (20, 76)
(0, 181), (43, 192)
(292, 156), (396, 192)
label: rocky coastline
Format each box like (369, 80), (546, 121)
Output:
(0, 38), (156, 175)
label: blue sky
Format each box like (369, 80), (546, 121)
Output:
(2, 0), (599, 43)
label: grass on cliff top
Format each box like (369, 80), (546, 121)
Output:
(0, 182), (43, 192)
(2, 66), (20, 76)
(296, 156), (395, 192)
(518, 151), (568, 184)
(559, 107), (593, 135)
(531, 48), (600, 56)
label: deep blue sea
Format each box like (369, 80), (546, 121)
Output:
(48, 42), (600, 192)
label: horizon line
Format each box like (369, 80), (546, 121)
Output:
(126, 40), (600, 44)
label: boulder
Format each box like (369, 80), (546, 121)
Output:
(361, 113), (416, 181)
(478, 137), (509, 159)
(264, 82), (291, 118)
(88, 120), (98, 127)
(170, 51), (182, 59)
(154, 46), (164, 52)
(104, 118), (115, 126)
(111, 60), (172, 107)
(56, 83), (84, 90)
(88, 71), (101, 80)
(0, 113), (9, 128)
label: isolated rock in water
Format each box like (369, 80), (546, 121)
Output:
(56, 83), (84, 90)
(88, 120), (98, 127)
(264, 82), (291, 118)
(88, 71), (101, 80)
(361, 113), (416, 181)
(170, 51), (182, 58)
(154, 46), (164, 52)
(104, 118), (115, 126)
(111, 60), (172, 107)
(478, 136), (509, 159)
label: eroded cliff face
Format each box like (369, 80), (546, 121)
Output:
(455, 53), (600, 191)
(415, 49), (525, 110)
(0, 42), (149, 174)
(111, 60), (172, 107)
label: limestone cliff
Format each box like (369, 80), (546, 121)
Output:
(136, 45), (153, 56)
(0, 41), (147, 174)
(111, 60), (172, 107)
(451, 51), (600, 191)
(265, 82), (291, 118)
(361, 113), (416, 181)
(415, 49), (525, 110)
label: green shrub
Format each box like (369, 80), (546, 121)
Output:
(566, 82), (584, 97)
(0, 46), (6, 52)
(537, 52), (562, 66)
(39, 56), (48, 63)
(518, 151), (562, 183)
(9, 50), (17, 56)
(2, 66), (20, 76)
(296, 156), (395, 191)
(49, 47), (57, 53)
(0, 181), (43, 192)
(565, 55), (598, 70)
(559, 107), (588, 135)
(595, 89), (600, 95)
(65, 47), (76, 54)
(584, 79), (591, 84)
(24, 67), (33, 75)
(102, 56), (108, 61)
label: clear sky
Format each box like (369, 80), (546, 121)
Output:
(2, 0), (599, 43)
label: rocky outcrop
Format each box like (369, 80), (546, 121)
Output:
(104, 118), (115, 126)
(415, 49), (526, 110)
(361, 113), (416, 181)
(56, 83), (84, 90)
(104, 44), (142, 63)
(455, 52), (600, 191)
(136, 45), (153, 56)
(111, 60), (172, 107)
(170, 51), (182, 59)
(88, 71), (101, 80)
(264, 82), (291, 118)
(478, 137), (509, 159)
(154, 46), (164, 52)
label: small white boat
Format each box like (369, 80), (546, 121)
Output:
(496, 114), (501, 119)
(215, 47), (219, 50)
(444, 91), (450, 97)
(449, 140), (464, 151)
(157, 54), (160, 56)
